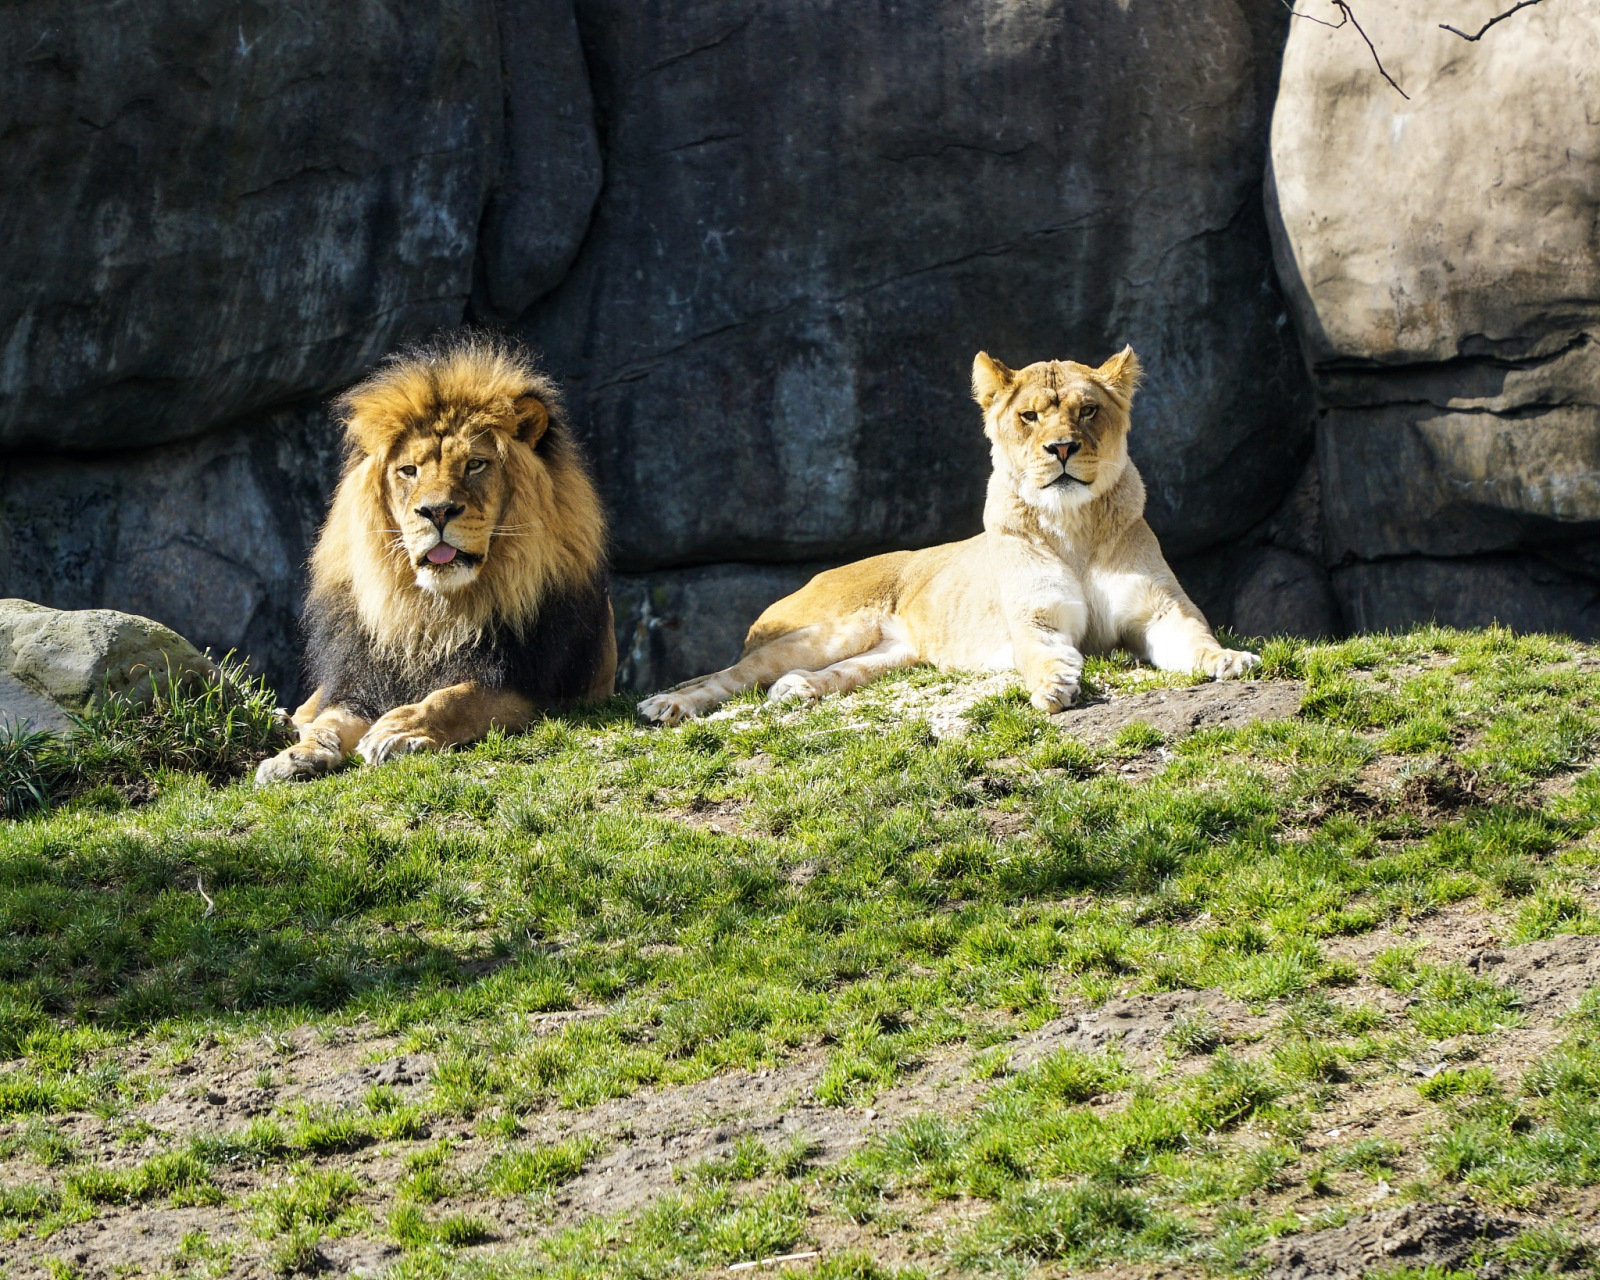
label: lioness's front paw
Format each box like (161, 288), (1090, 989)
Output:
(254, 748), (336, 786)
(357, 706), (445, 765)
(1030, 675), (1081, 714)
(768, 671), (822, 705)
(1200, 648), (1261, 681)
(638, 692), (699, 726)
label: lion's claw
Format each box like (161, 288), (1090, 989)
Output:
(768, 672), (822, 705)
(1202, 648), (1261, 681)
(254, 750), (334, 786)
(356, 704), (444, 764)
(637, 693), (697, 726)
(1031, 679), (1080, 714)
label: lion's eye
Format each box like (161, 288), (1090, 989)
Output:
(466, 458), (489, 475)
(1019, 410), (1039, 423)
(397, 464), (418, 479)
(1080, 403), (1099, 420)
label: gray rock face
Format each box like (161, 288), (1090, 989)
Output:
(1268, 0), (1600, 634)
(0, 0), (596, 454)
(0, 403), (343, 701)
(524, 0), (1312, 573)
(1334, 555), (1600, 639)
(472, 0), (603, 320)
(0, 599), (216, 729)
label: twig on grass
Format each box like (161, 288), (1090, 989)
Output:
(728, 1251), (821, 1273)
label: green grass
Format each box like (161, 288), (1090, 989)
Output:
(0, 655), (287, 818)
(480, 1135), (599, 1196)
(1422, 990), (1600, 1204)
(1, 625), (1599, 1275)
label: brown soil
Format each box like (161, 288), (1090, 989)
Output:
(1049, 679), (1305, 745)
(1258, 1203), (1516, 1280)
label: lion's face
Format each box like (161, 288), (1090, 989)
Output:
(972, 348), (1142, 516)
(366, 396), (548, 597)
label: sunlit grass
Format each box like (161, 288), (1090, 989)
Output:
(0, 626), (1597, 1275)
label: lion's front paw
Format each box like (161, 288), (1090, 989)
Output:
(1030, 672), (1081, 714)
(638, 692), (700, 726)
(254, 747), (337, 786)
(357, 706), (445, 765)
(1200, 647), (1261, 682)
(768, 671), (822, 705)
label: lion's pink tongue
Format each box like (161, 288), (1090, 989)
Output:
(426, 544), (458, 565)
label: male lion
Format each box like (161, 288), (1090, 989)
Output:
(638, 347), (1256, 726)
(256, 335), (614, 784)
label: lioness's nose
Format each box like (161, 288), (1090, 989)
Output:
(416, 502), (464, 528)
(1045, 440), (1081, 462)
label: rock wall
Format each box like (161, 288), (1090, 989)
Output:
(527, 0), (1308, 571)
(4, 0), (1592, 703)
(1266, 0), (1600, 638)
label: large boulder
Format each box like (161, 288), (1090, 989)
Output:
(522, 0), (1312, 574)
(1268, 0), (1600, 634)
(0, 0), (598, 454)
(0, 599), (216, 733)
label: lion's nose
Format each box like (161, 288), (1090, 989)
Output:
(1044, 440), (1081, 463)
(416, 502), (465, 529)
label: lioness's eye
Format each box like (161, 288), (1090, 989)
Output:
(397, 464), (418, 478)
(466, 458), (489, 475)
(1019, 410), (1039, 422)
(1080, 403), (1099, 420)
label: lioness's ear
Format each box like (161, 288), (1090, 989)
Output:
(1097, 345), (1142, 397)
(513, 395), (549, 445)
(971, 352), (1014, 410)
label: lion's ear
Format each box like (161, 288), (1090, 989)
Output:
(513, 395), (550, 445)
(971, 352), (1014, 410)
(1097, 346), (1142, 397)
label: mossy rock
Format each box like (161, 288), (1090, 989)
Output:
(0, 598), (216, 730)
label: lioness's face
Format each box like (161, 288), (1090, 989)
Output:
(972, 348), (1141, 511)
(382, 397), (547, 595)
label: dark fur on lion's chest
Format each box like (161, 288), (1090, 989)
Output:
(303, 575), (611, 721)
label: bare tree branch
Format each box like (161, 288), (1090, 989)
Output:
(1440, 0), (1546, 41)
(1282, 0), (1409, 99)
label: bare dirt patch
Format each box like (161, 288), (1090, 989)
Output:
(1050, 679), (1304, 745)
(1012, 990), (1268, 1069)
(1473, 933), (1600, 1024)
(1257, 1203), (1516, 1280)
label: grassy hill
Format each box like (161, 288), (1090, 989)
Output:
(1, 627), (1598, 1279)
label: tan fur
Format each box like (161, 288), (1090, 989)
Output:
(638, 348), (1257, 726)
(255, 335), (613, 784)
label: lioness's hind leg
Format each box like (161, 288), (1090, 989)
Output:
(255, 703), (370, 786)
(768, 636), (920, 705)
(637, 621), (878, 726)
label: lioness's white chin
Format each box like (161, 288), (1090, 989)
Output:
(1018, 477), (1095, 515)
(415, 564), (481, 595)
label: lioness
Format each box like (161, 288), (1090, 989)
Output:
(638, 347), (1256, 725)
(256, 335), (614, 784)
